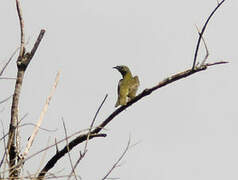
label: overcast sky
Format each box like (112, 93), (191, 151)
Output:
(0, 0), (238, 179)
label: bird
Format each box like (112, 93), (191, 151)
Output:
(113, 65), (139, 107)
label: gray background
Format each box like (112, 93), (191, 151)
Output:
(0, 0), (237, 179)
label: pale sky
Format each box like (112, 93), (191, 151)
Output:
(0, 0), (238, 179)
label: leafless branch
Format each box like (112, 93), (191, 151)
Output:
(0, 77), (17, 80)
(62, 120), (77, 180)
(66, 95), (108, 180)
(102, 138), (131, 180)
(0, 95), (12, 105)
(7, 1), (46, 177)
(0, 120), (7, 171)
(26, 129), (98, 162)
(37, 133), (106, 179)
(0, 48), (19, 77)
(16, 0), (25, 58)
(192, 0), (226, 69)
(84, 94), (108, 152)
(21, 71), (60, 159)
(195, 25), (209, 66)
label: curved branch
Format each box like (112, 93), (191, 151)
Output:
(37, 60), (227, 179)
(192, 0), (226, 69)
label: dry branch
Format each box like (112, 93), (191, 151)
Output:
(22, 71), (60, 158)
(102, 138), (131, 180)
(192, 0), (225, 69)
(7, 0), (46, 178)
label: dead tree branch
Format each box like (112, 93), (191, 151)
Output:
(102, 138), (131, 180)
(38, 95), (108, 179)
(7, 0), (45, 178)
(192, 0), (225, 69)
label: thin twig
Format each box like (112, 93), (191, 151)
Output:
(21, 71), (60, 159)
(16, 0), (25, 58)
(195, 25), (209, 66)
(35, 137), (51, 179)
(0, 120), (7, 170)
(67, 152), (84, 180)
(67, 94), (108, 180)
(29, 29), (46, 59)
(192, 0), (226, 69)
(84, 94), (108, 152)
(0, 77), (17, 80)
(102, 138), (131, 180)
(0, 95), (12, 105)
(0, 48), (19, 76)
(62, 120), (77, 180)
(24, 129), (105, 162)
(205, 61), (228, 66)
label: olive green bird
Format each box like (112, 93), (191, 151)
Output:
(113, 65), (140, 107)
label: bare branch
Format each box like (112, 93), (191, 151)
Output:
(0, 77), (17, 80)
(30, 30), (45, 58)
(0, 120), (7, 170)
(205, 61), (228, 66)
(84, 94), (108, 152)
(37, 133), (106, 179)
(102, 138), (131, 180)
(195, 25), (209, 65)
(21, 71), (60, 158)
(0, 95), (12, 105)
(65, 94), (108, 179)
(0, 48), (19, 77)
(26, 129), (97, 162)
(62, 120), (77, 180)
(16, 0), (25, 58)
(7, 1), (46, 175)
(192, 0), (226, 69)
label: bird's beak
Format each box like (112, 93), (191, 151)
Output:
(113, 66), (119, 70)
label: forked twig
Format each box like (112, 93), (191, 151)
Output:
(7, 1), (46, 177)
(192, 0), (226, 69)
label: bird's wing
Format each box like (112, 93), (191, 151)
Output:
(128, 76), (139, 99)
(115, 79), (129, 107)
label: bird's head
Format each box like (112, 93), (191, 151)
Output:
(113, 65), (131, 77)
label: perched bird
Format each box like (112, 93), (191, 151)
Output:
(113, 65), (139, 107)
